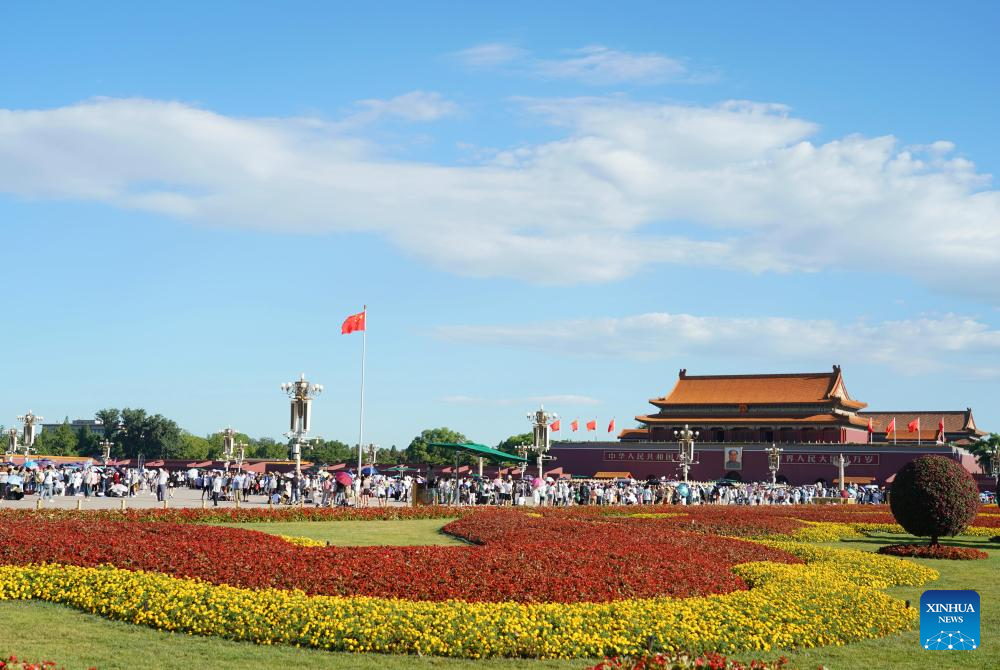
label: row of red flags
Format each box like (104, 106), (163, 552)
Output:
(549, 418), (616, 433)
(867, 416), (945, 438)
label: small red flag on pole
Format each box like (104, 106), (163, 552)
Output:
(938, 417), (946, 442)
(586, 419), (596, 431)
(907, 418), (920, 445)
(570, 419), (579, 432)
(549, 419), (560, 432)
(887, 417), (896, 444)
(607, 418), (616, 433)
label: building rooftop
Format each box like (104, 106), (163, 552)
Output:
(652, 365), (866, 408)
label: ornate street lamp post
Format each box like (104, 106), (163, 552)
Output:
(526, 406), (558, 480)
(281, 373), (323, 480)
(5, 428), (18, 461)
(834, 454), (849, 492)
(989, 443), (1000, 488)
(17, 411), (43, 457)
(673, 424), (699, 483)
(767, 444), (783, 485)
(100, 439), (114, 466)
(235, 440), (248, 472)
(219, 427), (238, 473)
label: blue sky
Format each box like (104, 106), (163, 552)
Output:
(2, 1), (998, 448)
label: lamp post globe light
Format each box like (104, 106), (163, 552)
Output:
(99, 439), (114, 466)
(235, 440), (248, 472)
(834, 453), (849, 492)
(17, 411), (44, 455)
(767, 444), (783, 485)
(526, 406), (558, 480)
(6, 428), (18, 461)
(281, 373), (323, 481)
(989, 443), (1000, 488)
(673, 424), (699, 483)
(219, 427), (239, 473)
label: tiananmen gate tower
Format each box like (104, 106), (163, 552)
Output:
(549, 365), (987, 486)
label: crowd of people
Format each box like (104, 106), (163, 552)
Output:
(1, 459), (892, 507)
(427, 475), (888, 506)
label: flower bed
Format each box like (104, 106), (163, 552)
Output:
(0, 557), (923, 659)
(0, 506), (949, 658)
(0, 658), (69, 670)
(0, 506), (469, 524)
(0, 513), (797, 602)
(588, 652), (794, 669)
(877, 544), (989, 560)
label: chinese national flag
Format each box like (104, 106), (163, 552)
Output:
(886, 418), (895, 436)
(938, 418), (946, 441)
(866, 418), (873, 433)
(549, 419), (560, 432)
(586, 419), (597, 431)
(570, 419), (579, 432)
(907, 418), (920, 434)
(607, 418), (616, 433)
(341, 310), (366, 335)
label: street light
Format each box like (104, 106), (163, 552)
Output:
(16, 411), (44, 453)
(235, 440), (248, 472)
(989, 443), (999, 487)
(5, 428), (18, 461)
(672, 424), (699, 483)
(219, 427), (238, 473)
(526, 406), (558, 480)
(281, 373), (323, 481)
(834, 454), (849, 492)
(767, 444), (783, 485)
(99, 439), (114, 466)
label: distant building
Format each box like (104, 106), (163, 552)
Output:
(39, 419), (106, 436)
(550, 365), (987, 486)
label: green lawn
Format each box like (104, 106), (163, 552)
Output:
(0, 524), (994, 670)
(731, 533), (998, 670)
(211, 518), (466, 546)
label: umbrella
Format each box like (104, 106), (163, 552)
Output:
(360, 466), (379, 476)
(334, 471), (354, 486)
(24, 461), (39, 469)
(531, 477), (544, 489)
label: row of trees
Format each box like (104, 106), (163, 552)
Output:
(14, 410), (538, 467)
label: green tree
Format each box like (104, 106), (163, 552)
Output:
(33, 418), (79, 456)
(497, 432), (532, 454)
(250, 437), (288, 460)
(177, 433), (211, 460)
(306, 439), (353, 465)
(405, 427), (470, 466)
(968, 433), (1000, 474)
(145, 414), (184, 458)
(76, 425), (101, 457)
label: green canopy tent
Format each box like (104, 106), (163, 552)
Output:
(428, 442), (528, 504)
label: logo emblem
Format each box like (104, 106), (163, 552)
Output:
(920, 590), (980, 650)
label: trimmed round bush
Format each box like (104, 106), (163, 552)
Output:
(889, 455), (980, 545)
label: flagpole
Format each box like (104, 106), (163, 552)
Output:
(357, 305), (367, 486)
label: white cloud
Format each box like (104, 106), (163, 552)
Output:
(443, 394), (601, 406)
(453, 43), (528, 68)
(535, 45), (689, 85)
(454, 43), (695, 85)
(432, 312), (1000, 374)
(0, 96), (998, 295)
(348, 91), (458, 124)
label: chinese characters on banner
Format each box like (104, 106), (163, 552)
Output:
(601, 451), (880, 465)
